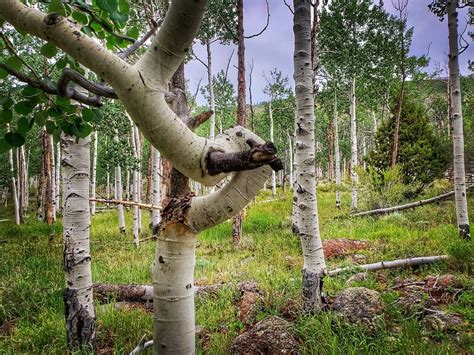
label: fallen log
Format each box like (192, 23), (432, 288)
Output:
(93, 283), (220, 303)
(327, 255), (449, 276)
(351, 186), (473, 218)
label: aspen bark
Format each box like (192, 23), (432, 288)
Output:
(293, 0), (326, 313)
(50, 135), (56, 220)
(62, 134), (96, 350)
(7, 125), (20, 225)
(447, 0), (470, 239)
(90, 131), (98, 215)
(350, 77), (359, 210)
(151, 147), (162, 229)
(269, 99), (276, 196)
(43, 131), (54, 225)
(334, 88), (341, 208)
(131, 123), (140, 246)
(288, 131), (294, 188)
(55, 141), (61, 214)
(114, 131), (126, 233)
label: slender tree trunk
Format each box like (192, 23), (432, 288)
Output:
(327, 120), (334, 182)
(146, 145), (153, 204)
(392, 81), (405, 167)
(131, 123), (140, 246)
(62, 134), (96, 351)
(269, 100), (276, 196)
(232, 0), (246, 247)
(350, 77), (359, 210)
(43, 131), (54, 225)
(206, 40), (216, 140)
(151, 147), (162, 230)
(7, 125), (20, 225)
(55, 141), (61, 215)
(447, 0), (470, 240)
(37, 129), (46, 220)
(114, 131), (126, 234)
(90, 131), (98, 215)
(293, 0), (326, 313)
(334, 88), (341, 209)
(288, 131), (293, 189)
(50, 135), (56, 221)
(125, 168), (130, 202)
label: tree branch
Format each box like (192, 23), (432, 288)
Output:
(118, 19), (163, 59)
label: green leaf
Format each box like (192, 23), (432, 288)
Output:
(4, 132), (25, 147)
(110, 11), (128, 25)
(118, 0), (130, 13)
(56, 58), (67, 70)
(45, 120), (57, 134)
(127, 26), (139, 39)
(5, 56), (22, 71)
(35, 112), (47, 126)
(0, 68), (8, 80)
(40, 43), (58, 58)
(17, 117), (30, 135)
(71, 11), (89, 25)
(96, 0), (118, 14)
(22, 85), (41, 97)
(75, 122), (92, 138)
(0, 109), (13, 124)
(14, 101), (36, 115)
(82, 108), (94, 122)
(49, 0), (65, 14)
(0, 138), (11, 154)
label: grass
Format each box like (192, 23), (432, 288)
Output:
(0, 185), (473, 354)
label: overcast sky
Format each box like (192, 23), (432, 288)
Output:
(186, 0), (473, 106)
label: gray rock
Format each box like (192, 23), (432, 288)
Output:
(332, 287), (383, 325)
(230, 316), (300, 354)
(422, 311), (464, 332)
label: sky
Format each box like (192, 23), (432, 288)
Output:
(186, 0), (473, 106)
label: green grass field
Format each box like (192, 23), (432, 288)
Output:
(0, 185), (472, 354)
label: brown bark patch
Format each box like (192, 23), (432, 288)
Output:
(323, 239), (369, 259)
(230, 316), (300, 355)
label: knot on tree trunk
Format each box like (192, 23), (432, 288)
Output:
(206, 138), (283, 176)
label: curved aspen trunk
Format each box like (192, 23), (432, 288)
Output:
(206, 40), (216, 140)
(293, 0), (326, 313)
(151, 147), (162, 229)
(62, 134), (96, 350)
(448, 1), (470, 240)
(334, 88), (341, 209)
(350, 77), (359, 210)
(90, 131), (98, 215)
(152, 223), (196, 354)
(269, 100), (276, 197)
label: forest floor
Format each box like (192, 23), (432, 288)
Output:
(0, 183), (473, 354)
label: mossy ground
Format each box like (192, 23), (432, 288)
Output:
(0, 184), (472, 354)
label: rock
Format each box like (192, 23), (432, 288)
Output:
(332, 287), (382, 325)
(230, 316), (300, 354)
(323, 239), (369, 259)
(237, 291), (263, 325)
(237, 281), (260, 294)
(422, 312), (464, 332)
(346, 272), (367, 286)
(351, 254), (368, 264)
(397, 291), (428, 315)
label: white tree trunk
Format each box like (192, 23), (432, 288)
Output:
(90, 131), (98, 215)
(288, 132), (293, 189)
(114, 131), (126, 233)
(62, 134), (96, 349)
(131, 122), (140, 246)
(206, 40), (216, 140)
(125, 169), (130, 202)
(50, 135), (56, 220)
(55, 141), (61, 214)
(448, 0), (470, 240)
(151, 146), (162, 229)
(350, 77), (359, 210)
(334, 89), (341, 209)
(269, 99), (276, 197)
(292, 0), (326, 313)
(152, 223), (196, 354)
(8, 127), (20, 225)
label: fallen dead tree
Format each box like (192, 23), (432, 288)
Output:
(327, 255), (449, 276)
(93, 283), (220, 303)
(351, 186), (473, 218)
(90, 198), (161, 210)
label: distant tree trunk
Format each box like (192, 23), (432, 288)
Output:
(249, 60), (256, 132)
(50, 136), (56, 221)
(37, 129), (46, 220)
(17, 145), (27, 221)
(146, 146), (153, 204)
(7, 125), (20, 225)
(447, 0), (470, 240)
(55, 142), (61, 214)
(232, 0), (246, 246)
(43, 131), (54, 225)
(114, 131), (126, 234)
(62, 134), (96, 351)
(334, 88), (341, 208)
(206, 40), (216, 140)
(131, 123), (141, 246)
(350, 77), (359, 210)
(269, 99), (276, 196)
(90, 131), (98, 215)
(125, 168), (130, 202)
(293, 0), (326, 313)
(151, 147), (162, 230)
(327, 120), (335, 181)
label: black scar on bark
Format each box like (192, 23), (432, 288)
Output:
(64, 288), (96, 351)
(302, 269), (325, 314)
(44, 13), (62, 26)
(206, 139), (284, 176)
(459, 224), (471, 240)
